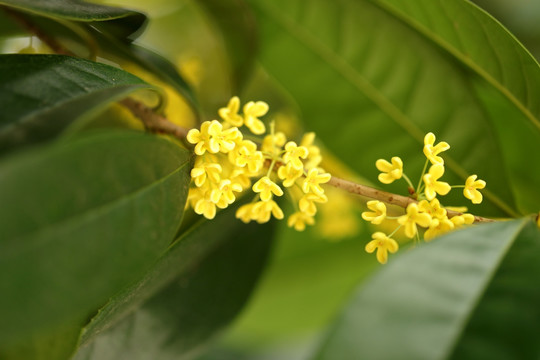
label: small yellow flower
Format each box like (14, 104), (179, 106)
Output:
(243, 100), (268, 134)
(252, 200), (284, 223)
(424, 217), (454, 241)
(463, 175), (486, 204)
(299, 192), (328, 216)
(194, 195), (217, 220)
(186, 120), (241, 155)
(187, 185), (206, 209)
(208, 121), (242, 154)
(277, 163), (303, 187)
(186, 121), (212, 155)
(365, 232), (399, 264)
(230, 168), (252, 189)
(300, 132), (322, 170)
(302, 168), (331, 196)
(417, 198), (447, 220)
(375, 157), (403, 184)
(190, 162), (222, 187)
(450, 213), (475, 228)
(252, 176), (283, 201)
(398, 203), (432, 238)
(287, 211), (315, 231)
(282, 141), (309, 170)
(229, 140), (264, 174)
(423, 164), (451, 200)
(236, 203), (257, 223)
(218, 96), (243, 127)
(361, 200), (387, 225)
(423, 132), (450, 165)
(210, 179), (242, 207)
(261, 132), (286, 155)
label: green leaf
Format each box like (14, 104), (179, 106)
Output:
(248, 0), (540, 216)
(0, 0), (147, 40)
(0, 54), (153, 154)
(129, 44), (199, 114)
(197, 0), (258, 92)
(315, 219), (540, 360)
(0, 323), (81, 360)
(73, 205), (275, 360)
(0, 130), (191, 349)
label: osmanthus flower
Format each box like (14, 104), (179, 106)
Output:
(243, 100), (269, 135)
(218, 96), (244, 127)
(398, 203), (432, 238)
(375, 157), (403, 184)
(190, 162), (222, 188)
(282, 141), (309, 170)
(423, 164), (451, 200)
(261, 131), (286, 155)
(251, 200), (284, 223)
(361, 200), (387, 225)
(194, 195), (217, 220)
(236, 203), (257, 223)
(186, 120), (241, 154)
(252, 176), (284, 201)
(188, 96), (332, 232)
(229, 140), (264, 173)
(300, 132), (322, 170)
(424, 217), (454, 241)
(299, 192), (328, 216)
(463, 175), (486, 204)
(278, 163), (303, 187)
(423, 132), (450, 165)
(302, 168), (331, 196)
(365, 232), (399, 264)
(450, 213), (475, 228)
(287, 211), (315, 231)
(230, 168), (252, 189)
(210, 179), (242, 207)
(417, 198), (447, 220)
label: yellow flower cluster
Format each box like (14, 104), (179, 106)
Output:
(363, 132), (486, 264)
(186, 97), (331, 231)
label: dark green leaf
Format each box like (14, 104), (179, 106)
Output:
(73, 205), (275, 360)
(0, 323), (80, 360)
(315, 219), (540, 360)
(129, 44), (199, 114)
(0, 0), (147, 40)
(197, 0), (258, 92)
(0, 130), (191, 348)
(248, 0), (540, 216)
(0, 54), (153, 154)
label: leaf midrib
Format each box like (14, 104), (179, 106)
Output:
(254, 0), (516, 216)
(2, 159), (189, 256)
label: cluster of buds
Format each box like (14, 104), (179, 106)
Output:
(186, 97), (331, 231)
(362, 133), (486, 264)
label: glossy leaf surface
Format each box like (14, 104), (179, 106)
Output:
(315, 220), (540, 359)
(0, 130), (191, 348)
(0, 54), (153, 154)
(74, 205), (275, 360)
(0, 0), (146, 39)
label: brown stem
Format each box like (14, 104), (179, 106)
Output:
(119, 98), (189, 139)
(14, 8), (497, 225)
(327, 176), (495, 224)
